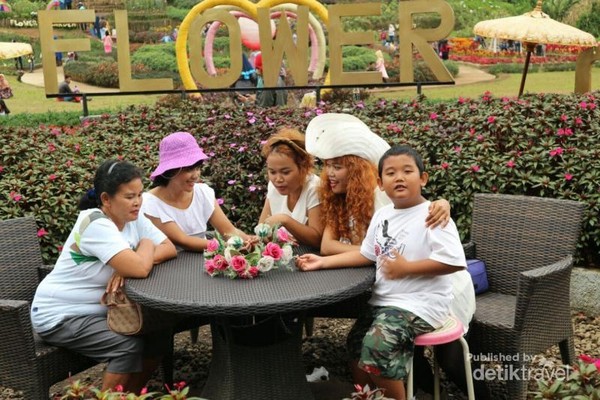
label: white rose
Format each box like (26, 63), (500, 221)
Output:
(257, 256), (275, 272)
(254, 223), (271, 239)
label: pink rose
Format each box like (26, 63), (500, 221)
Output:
(276, 227), (290, 243)
(230, 255), (248, 273)
(204, 259), (216, 275)
(262, 242), (283, 260)
(248, 266), (260, 278)
(206, 239), (219, 253)
(213, 255), (228, 271)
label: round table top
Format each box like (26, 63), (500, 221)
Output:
(126, 251), (375, 316)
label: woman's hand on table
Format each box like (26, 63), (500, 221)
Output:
(263, 213), (290, 227)
(425, 199), (451, 229)
(296, 254), (324, 271)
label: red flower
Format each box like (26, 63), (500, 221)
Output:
(506, 160), (516, 168)
(565, 173), (573, 181)
(487, 116), (496, 123)
(471, 165), (480, 172)
(37, 228), (48, 237)
(549, 147), (564, 157)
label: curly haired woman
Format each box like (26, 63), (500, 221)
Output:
(305, 113), (450, 255)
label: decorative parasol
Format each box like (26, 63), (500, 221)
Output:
(0, 0), (11, 12)
(474, 0), (597, 97)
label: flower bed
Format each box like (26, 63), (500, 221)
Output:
(0, 92), (598, 267)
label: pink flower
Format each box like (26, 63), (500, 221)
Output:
(248, 266), (260, 278)
(565, 173), (573, 181)
(204, 259), (216, 275)
(441, 162), (449, 170)
(487, 116), (496, 123)
(458, 97), (466, 104)
(37, 228), (48, 237)
(248, 185), (257, 192)
(262, 242), (283, 260)
(51, 127), (61, 136)
(476, 134), (484, 142)
(206, 239), (219, 252)
(47, 143), (56, 152)
(217, 198), (224, 205)
(248, 116), (256, 124)
(140, 387), (148, 394)
(9, 191), (22, 202)
(114, 384), (124, 392)
(230, 255), (248, 273)
(575, 117), (583, 125)
(549, 147), (564, 157)
(453, 146), (462, 154)
(213, 255), (228, 271)
(49, 174), (57, 181)
(0, 166), (4, 173)
(506, 160), (516, 168)
(228, 180), (236, 185)
(276, 227), (290, 242)
(429, 112), (438, 120)
(579, 101), (588, 109)
(560, 114), (568, 122)
(471, 165), (480, 172)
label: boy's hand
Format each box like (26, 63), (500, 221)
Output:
(380, 249), (408, 280)
(296, 254), (323, 271)
(426, 199), (451, 229)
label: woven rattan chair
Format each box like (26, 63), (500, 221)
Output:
(466, 194), (584, 399)
(0, 216), (97, 399)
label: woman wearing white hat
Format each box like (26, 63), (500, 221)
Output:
(141, 131), (254, 251)
(305, 113), (450, 255)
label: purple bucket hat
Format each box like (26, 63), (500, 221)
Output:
(150, 132), (208, 180)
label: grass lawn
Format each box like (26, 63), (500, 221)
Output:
(2, 68), (599, 119)
(377, 68), (600, 101)
(4, 79), (162, 115)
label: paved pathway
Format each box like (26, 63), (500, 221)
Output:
(20, 65), (115, 93)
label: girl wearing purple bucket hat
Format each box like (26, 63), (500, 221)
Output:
(141, 132), (254, 251)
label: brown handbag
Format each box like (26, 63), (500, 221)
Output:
(101, 289), (178, 336)
(101, 289), (144, 335)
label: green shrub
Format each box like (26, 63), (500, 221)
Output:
(1, 92), (598, 267)
(131, 43), (178, 72)
(165, 5), (189, 22)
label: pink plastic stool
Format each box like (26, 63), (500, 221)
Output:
(406, 315), (475, 400)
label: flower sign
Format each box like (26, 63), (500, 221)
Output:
(204, 224), (296, 279)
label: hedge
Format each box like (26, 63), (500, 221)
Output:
(0, 91), (598, 267)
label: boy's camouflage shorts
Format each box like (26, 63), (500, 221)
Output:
(346, 306), (434, 380)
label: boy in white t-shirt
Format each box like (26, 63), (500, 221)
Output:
(296, 145), (466, 400)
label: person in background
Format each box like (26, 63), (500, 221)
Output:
(231, 53), (257, 104)
(254, 52), (287, 108)
(78, 2), (88, 32)
(58, 75), (81, 102)
(297, 145), (467, 400)
(0, 74), (13, 100)
(141, 132), (255, 252)
(11, 39), (24, 71)
(374, 50), (389, 82)
(0, 99), (10, 115)
(31, 160), (177, 393)
(259, 128), (322, 248)
(103, 30), (113, 55)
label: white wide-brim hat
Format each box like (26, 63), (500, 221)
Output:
(305, 113), (390, 165)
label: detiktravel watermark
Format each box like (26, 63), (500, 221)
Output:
(470, 353), (571, 381)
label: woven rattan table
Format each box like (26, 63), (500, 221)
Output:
(125, 250), (375, 400)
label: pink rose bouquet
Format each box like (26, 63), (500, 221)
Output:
(204, 224), (296, 279)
